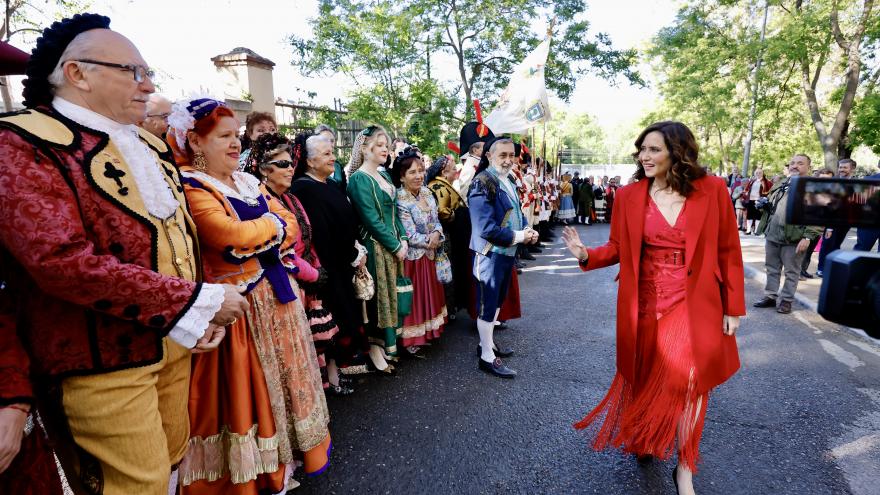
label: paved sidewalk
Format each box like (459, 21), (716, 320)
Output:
(738, 230), (871, 339)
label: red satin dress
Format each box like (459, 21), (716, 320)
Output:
(575, 196), (707, 472)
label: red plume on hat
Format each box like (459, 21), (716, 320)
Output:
(446, 141), (460, 155)
(473, 100), (489, 138)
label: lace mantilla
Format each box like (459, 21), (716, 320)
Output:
(53, 97), (180, 220)
(168, 283), (225, 348)
(183, 170), (263, 206)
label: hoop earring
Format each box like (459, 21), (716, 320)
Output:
(193, 151), (207, 172)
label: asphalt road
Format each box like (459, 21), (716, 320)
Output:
(296, 224), (880, 495)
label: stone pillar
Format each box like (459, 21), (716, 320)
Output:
(211, 47), (276, 122)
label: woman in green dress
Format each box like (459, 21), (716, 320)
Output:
(346, 125), (408, 373)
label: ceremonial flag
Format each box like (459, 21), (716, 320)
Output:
(484, 38), (552, 134)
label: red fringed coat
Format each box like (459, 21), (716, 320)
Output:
(582, 176), (746, 392)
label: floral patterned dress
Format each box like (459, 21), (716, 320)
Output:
(396, 186), (448, 347)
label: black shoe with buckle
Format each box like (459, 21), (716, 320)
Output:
(478, 357), (517, 378)
(753, 296), (777, 308)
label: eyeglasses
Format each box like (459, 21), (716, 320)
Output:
(147, 112), (170, 120)
(72, 59), (155, 83)
(267, 160), (293, 169)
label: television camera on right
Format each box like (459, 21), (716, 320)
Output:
(786, 175), (880, 337)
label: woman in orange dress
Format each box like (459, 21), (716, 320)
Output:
(562, 121), (745, 495)
(167, 98), (331, 494)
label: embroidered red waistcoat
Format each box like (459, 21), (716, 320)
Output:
(0, 107), (203, 385)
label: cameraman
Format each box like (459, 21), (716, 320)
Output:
(753, 154), (823, 314)
(814, 158), (856, 277)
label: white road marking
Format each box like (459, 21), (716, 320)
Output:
(847, 340), (880, 359)
(831, 434), (880, 459)
(818, 339), (864, 370)
(829, 388), (880, 495)
(794, 311), (822, 334)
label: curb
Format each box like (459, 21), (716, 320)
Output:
(742, 263), (873, 342)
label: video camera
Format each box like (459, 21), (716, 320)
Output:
(786, 176), (880, 338)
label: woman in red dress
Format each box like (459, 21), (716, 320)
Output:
(562, 121), (745, 494)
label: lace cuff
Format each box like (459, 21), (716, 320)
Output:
(168, 283), (226, 348)
(351, 241), (368, 267)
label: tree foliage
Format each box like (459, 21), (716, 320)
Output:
(647, 0), (879, 174)
(289, 0), (642, 153)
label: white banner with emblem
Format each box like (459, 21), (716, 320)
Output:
(483, 38), (552, 135)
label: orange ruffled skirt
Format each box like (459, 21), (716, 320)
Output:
(180, 280), (331, 494)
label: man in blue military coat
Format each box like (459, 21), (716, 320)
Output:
(468, 137), (539, 378)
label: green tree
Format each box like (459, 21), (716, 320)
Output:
(421, 0), (643, 113)
(645, 0), (876, 174)
(290, 0), (642, 131)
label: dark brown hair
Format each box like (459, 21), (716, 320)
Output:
(240, 111), (277, 151)
(632, 121), (706, 197)
(390, 147), (423, 188)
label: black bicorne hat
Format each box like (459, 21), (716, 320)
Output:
(458, 100), (495, 158)
(22, 13), (111, 108)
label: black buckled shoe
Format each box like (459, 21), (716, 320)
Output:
(753, 296), (777, 308)
(478, 357), (517, 378)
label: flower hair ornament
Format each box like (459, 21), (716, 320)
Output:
(392, 146), (421, 171)
(167, 96), (227, 153)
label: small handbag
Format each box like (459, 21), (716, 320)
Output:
(352, 264), (375, 301)
(434, 248), (453, 284)
(396, 261), (413, 317)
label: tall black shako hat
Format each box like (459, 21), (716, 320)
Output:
(455, 99), (495, 158)
(22, 13), (111, 108)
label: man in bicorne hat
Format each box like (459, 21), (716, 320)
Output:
(0, 14), (247, 494)
(454, 100), (496, 201)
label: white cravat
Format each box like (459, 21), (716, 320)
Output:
(53, 97), (179, 219)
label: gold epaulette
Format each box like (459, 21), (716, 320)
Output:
(0, 109), (74, 147)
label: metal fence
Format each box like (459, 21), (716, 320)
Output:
(274, 101), (367, 163)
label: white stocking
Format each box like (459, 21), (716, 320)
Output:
(327, 359), (340, 386)
(477, 319), (496, 362)
(368, 345), (388, 370)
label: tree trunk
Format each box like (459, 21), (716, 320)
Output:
(837, 119), (852, 159)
